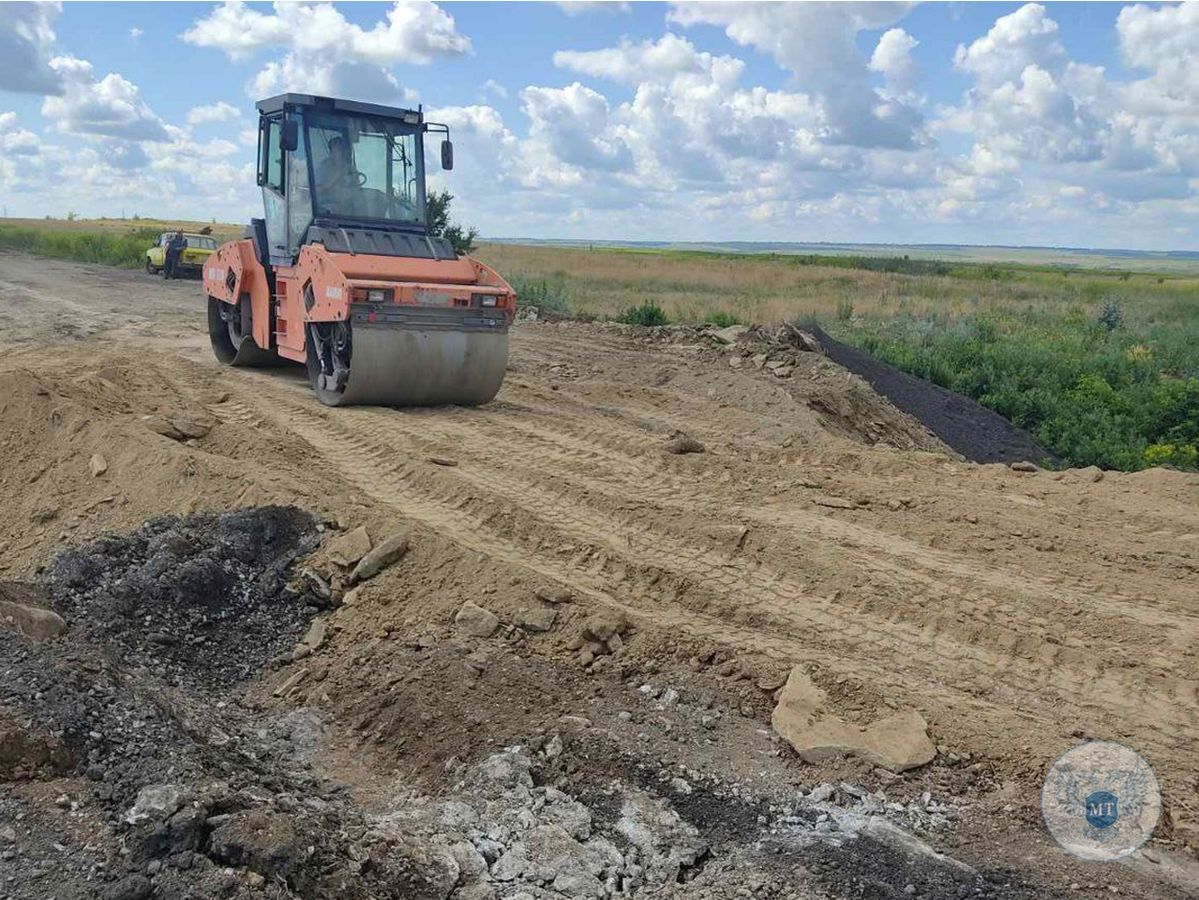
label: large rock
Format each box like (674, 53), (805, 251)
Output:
(207, 809), (305, 883)
(519, 606), (557, 633)
(124, 784), (184, 825)
(0, 599), (67, 640)
(141, 415), (184, 440)
(616, 792), (708, 886)
(349, 533), (409, 583)
(172, 417), (213, 440)
(455, 602), (500, 638)
(770, 667), (935, 773)
(327, 526), (372, 568)
(710, 325), (749, 345)
(0, 583), (66, 640)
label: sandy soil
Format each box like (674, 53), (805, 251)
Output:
(1, 251), (1198, 899)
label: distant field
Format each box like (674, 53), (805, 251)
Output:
(475, 242), (1199, 323)
(0, 217), (242, 268)
(497, 238), (1199, 276)
(477, 242), (1199, 472)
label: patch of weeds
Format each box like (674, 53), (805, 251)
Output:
(616, 302), (669, 327)
(509, 275), (570, 315)
(704, 311), (743, 328)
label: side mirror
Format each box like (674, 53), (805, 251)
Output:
(441, 139), (454, 171)
(281, 119), (299, 153)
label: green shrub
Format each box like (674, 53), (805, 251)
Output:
(1099, 300), (1124, 331)
(616, 302), (669, 327)
(508, 275), (570, 315)
(1145, 443), (1199, 469)
(704, 311), (742, 328)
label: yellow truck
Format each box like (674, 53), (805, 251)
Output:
(144, 232), (217, 277)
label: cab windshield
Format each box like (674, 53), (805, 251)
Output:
(306, 111), (424, 226)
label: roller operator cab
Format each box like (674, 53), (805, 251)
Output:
(203, 94), (516, 407)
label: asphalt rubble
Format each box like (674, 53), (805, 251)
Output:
(0, 508), (1034, 900)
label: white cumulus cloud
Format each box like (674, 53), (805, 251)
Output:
(182, 1), (470, 104)
(870, 28), (920, 99)
(186, 101), (241, 127)
(667, 1), (923, 149)
(0, 2), (66, 95)
(0, 112), (41, 156)
(41, 56), (168, 142)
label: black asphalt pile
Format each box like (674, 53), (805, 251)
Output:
(48, 506), (325, 688)
(805, 325), (1054, 466)
(2, 508), (327, 795)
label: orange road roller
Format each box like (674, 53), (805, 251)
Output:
(203, 94), (516, 406)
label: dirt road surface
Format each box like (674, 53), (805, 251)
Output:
(1, 252), (1198, 899)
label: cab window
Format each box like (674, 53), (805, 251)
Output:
(261, 118), (284, 193)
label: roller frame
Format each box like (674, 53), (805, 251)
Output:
(204, 240), (516, 408)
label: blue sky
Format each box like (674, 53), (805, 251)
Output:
(2, 2), (1197, 249)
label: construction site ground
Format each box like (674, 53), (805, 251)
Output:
(1, 252), (1198, 899)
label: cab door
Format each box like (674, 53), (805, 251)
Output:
(257, 114), (288, 263)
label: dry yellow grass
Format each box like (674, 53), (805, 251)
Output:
(474, 242), (1198, 325)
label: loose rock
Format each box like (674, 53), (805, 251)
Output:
(771, 666), (936, 772)
(582, 614), (625, 643)
(124, 783), (184, 825)
(299, 618), (328, 652)
(456, 602), (500, 638)
(519, 606), (557, 633)
(102, 875), (152, 900)
(348, 533), (409, 583)
(0, 595), (67, 640)
(710, 324), (749, 345)
(141, 415), (184, 441)
(326, 526), (372, 568)
(172, 417), (213, 440)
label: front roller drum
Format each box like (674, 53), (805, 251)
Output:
(306, 306), (509, 407)
(208, 296), (278, 367)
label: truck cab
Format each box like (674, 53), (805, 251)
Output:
(254, 93), (457, 266)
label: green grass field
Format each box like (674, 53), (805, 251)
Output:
(2, 219), (1194, 472)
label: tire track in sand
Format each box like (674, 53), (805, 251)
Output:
(204, 371), (1199, 762)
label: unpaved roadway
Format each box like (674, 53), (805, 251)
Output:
(1, 251), (1198, 899)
